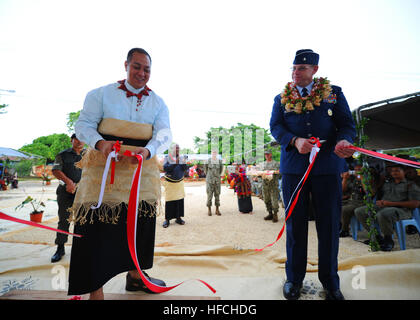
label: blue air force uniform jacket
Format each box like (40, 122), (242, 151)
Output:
(270, 85), (356, 176)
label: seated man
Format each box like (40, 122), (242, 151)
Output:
(354, 163), (420, 251)
(340, 165), (380, 237)
(403, 163), (420, 234)
(340, 164), (365, 237)
(404, 164), (420, 188)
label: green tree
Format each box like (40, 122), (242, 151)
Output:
(19, 133), (72, 163)
(67, 110), (81, 133)
(386, 147), (420, 159)
(13, 159), (36, 177)
(193, 123), (279, 164)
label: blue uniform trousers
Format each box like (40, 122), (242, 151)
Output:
(282, 173), (342, 291)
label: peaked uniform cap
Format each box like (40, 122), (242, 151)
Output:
(293, 49), (319, 65)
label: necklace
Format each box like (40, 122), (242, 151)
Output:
(280, 77), (332, 114)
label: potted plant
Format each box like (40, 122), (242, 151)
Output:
(41, 173), (52, 185)
(15, 196), (46, 223)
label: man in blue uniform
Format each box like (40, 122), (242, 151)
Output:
(270, 49), (356, 300)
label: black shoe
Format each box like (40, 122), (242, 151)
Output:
(163, 220), (170, 228)
(125, 271), (166, 293)
(51, 245), (65, 263)
(264, 213), (273, 220)
(175, 218), (185, 225)
(380, 237), (394, 251)
(324, 288), (345, 300)
(283, 281), (302, 300)
(363, 234), (384, 246)
(339, 230), (350, 238)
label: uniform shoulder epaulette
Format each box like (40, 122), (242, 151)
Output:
(331, 85), (342, 93)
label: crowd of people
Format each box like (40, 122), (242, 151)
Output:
(226, 150), (282, 219)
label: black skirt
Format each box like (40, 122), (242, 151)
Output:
(238, 196), (253, 213)
(165, 199), (184, 220)
(68, 202), (156, 295)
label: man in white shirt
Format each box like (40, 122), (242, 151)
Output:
(69, 48), (172, 300)
(76, 49), (171, 160)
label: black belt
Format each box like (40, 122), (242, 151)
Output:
(100, 134), (149, 147)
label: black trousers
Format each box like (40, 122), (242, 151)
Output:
(237, 196), (253, 213)
(55, 185), (75, 245)
(282, 174), (342, 291)
(68, 202), (156, 295)
(165, 199), (184, 220)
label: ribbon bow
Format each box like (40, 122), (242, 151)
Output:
(308, 137), (321, 147)
(110, 141), (121, 185)
(308, 137), (321, 163)
(117, 80), (151, 100)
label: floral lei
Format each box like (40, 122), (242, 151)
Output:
(280, 77), (332, 114)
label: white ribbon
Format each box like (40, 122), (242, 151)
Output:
(309, 145), (320, 164)
(284, 144), (320, 215)
(91, 150), (118, 210)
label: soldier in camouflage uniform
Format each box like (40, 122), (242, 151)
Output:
(261, 150), (280, 222)
(204, 151), (224, 216)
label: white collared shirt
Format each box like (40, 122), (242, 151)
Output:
(296, 81), (314, 96)
(75, 80), (172, 158)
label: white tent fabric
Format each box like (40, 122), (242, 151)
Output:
(0, 147), (31, 161)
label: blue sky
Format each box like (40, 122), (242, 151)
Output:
(0, 0), (419, 151)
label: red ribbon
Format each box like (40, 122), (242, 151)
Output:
(346, 145), (420, 169)
(255, 137), (321, 251)
(110, 141), (121, 185)
(0, 211), (82, 238)
(124, 151), (216, 294)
